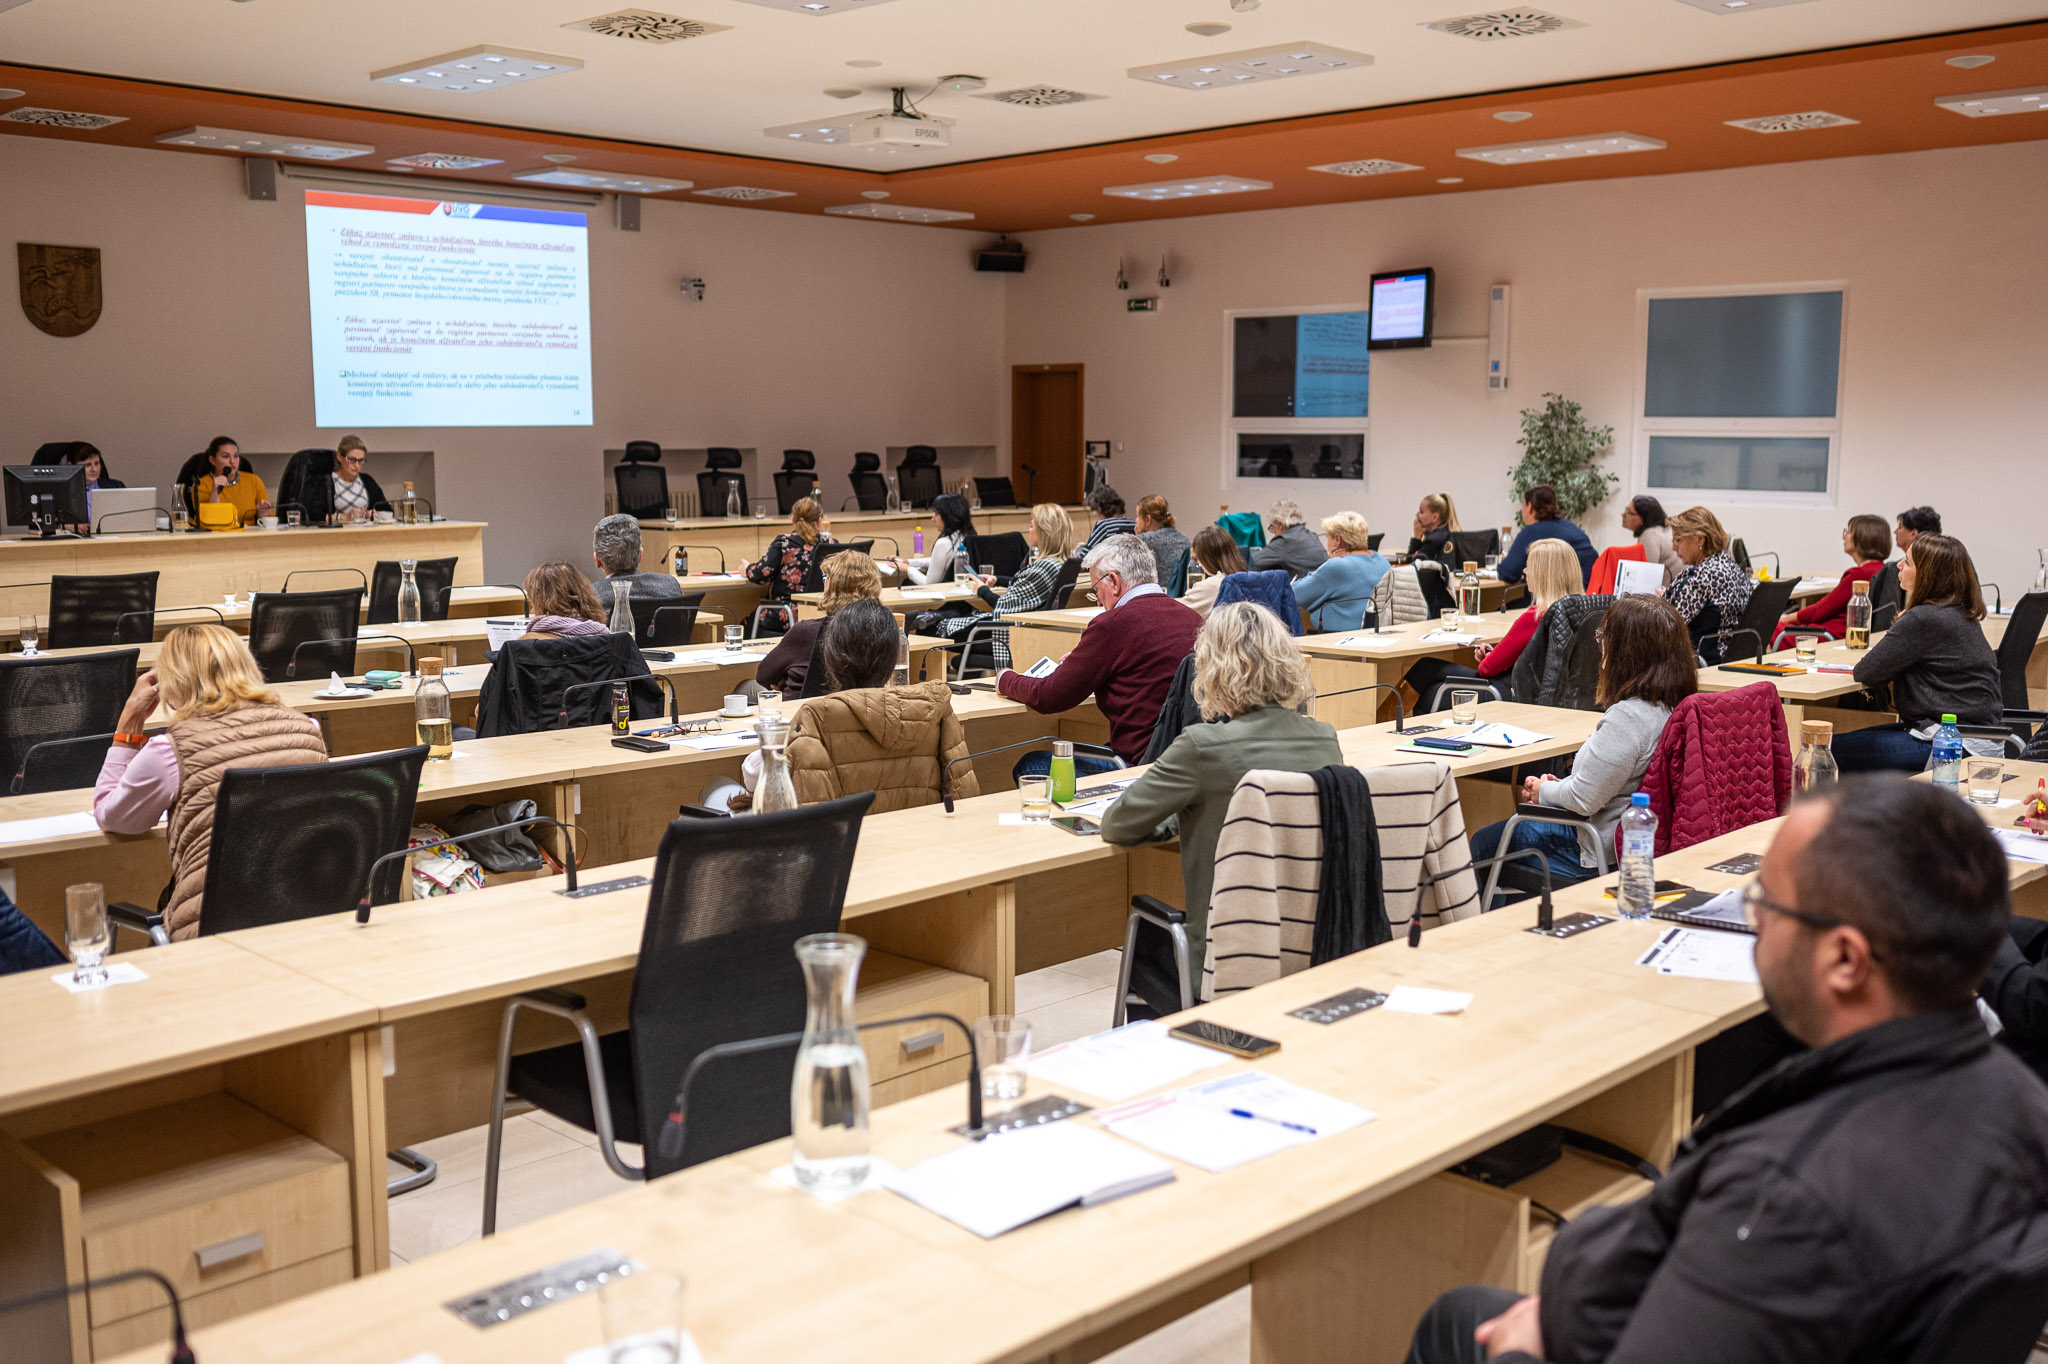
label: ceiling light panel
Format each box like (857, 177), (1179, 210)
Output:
(763, 108), (952, 146)
(513, 168), (690, 191)
(386, 152), (505, 169)
(1724, 111), (1858, 133)
(373, 46), (582, 94)
(974, 86), (1107, 107)
(728, 0), (901, 12)
(1103, 174), (1273, 200)
(1421, 9), (1587, 41)
(1130, 43), (1372, 91)
(0, 107), (127, 130)
(823, 203), (973, 223)
(1668, 0), (1821, 10)
(1309, 158), (1424, 176)
(693, 185), (797, 200)
(1456, 131), (1664, 164)
(155, 126), (373, 159)
(1935, 86), (2048, 117)
(561, 10), (730, 41)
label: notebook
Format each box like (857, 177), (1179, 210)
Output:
(1649, 887), (1753, 934)
(885, 1120), (1174, 1238)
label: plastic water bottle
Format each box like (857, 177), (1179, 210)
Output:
(1617, 793), (1657, 920)
(1931, 714), (1964, 794)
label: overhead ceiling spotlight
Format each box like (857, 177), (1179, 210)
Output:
(1493, 110), (1533, 122)
(372, 45), (582, 94)
(1145, 152), (1179, 163)
(1667, 0), (1821, 11)
(860, 189), (890, 199)
(1070, 213), (1096, 221)
(0, 89), (25, 101)
(1947, 55), (1996, 69)
(1230, 0), (1261, 10)
(940, 74), (987, 92)
(542, 152), (578, 163)
(1437, 177), (1465, 184)
(1186, 22), (1232, 36)
(823, 87), (863, 99)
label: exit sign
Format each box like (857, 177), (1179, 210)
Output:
(1127, 297), (1159, 313)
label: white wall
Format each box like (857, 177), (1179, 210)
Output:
(0, 137), (1005, 579)
(1003, 142), (2048, 595)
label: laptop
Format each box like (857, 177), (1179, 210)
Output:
(88, 486), (162, 534)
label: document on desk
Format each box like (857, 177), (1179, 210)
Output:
(1417, 629), (1481, 646)
(1024, 1020), (1229, 1101)
(885, 1120), (1174, 1238)
(1636, 927), (1759, 983)
(1995, 829), (2048, 866)
(676, 730), (757, 752)
(0, 811), (112, 846)
(1095, 1070), (1374, 1173)
(1457, 722), (1550, 748)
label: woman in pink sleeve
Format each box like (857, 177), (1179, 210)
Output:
(1404, 540), (1584, 711)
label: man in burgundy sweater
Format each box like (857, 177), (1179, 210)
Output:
(997, 534), (1202, 765)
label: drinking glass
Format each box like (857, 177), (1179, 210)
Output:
(1484, 553), (1501, 572)
(1018, 775), (1052, 823)
(285, 508), (302, 528)
(974, 1015), (1033, 1106)
(754, 502), (769, 521)
(1794, 635), (1819, 664)
(955, 565), (975, 588)
(664, 502), (678, 527)
(723, 625), (743, 651)
(599, 1270), (685, 1364)
(979, 564), (995, 581)
(758, 689), (783, 716)
(18, 615), (39, 656)
(1449, 689), (1480, 726)
(1969, 759), (2004, 806)
(66, 883), (109, 987)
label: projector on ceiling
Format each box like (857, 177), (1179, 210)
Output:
(849, 112), (951, 150)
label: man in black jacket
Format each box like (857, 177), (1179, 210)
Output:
(1408, 775), (2048, 1364)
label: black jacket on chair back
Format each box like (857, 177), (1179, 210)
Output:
(475, 633), (658, 737)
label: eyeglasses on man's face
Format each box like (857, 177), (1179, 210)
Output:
(1741, 879), (1882, 960)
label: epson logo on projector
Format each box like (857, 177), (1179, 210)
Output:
(849, 114), (951, 150)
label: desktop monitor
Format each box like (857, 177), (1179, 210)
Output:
(1368, 267), (1436, 350)
(4, 464), (89, 538)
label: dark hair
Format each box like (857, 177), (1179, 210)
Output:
(63, 442), (101, 465)
(1846, 514), (1891, 563)
(1627, 495), (1667, 531)
(1088, 485), (1126, 518)
(819, 598), (898, 692)
(1905, 533), (1985, 621)
(1597, 595), (1699, 710)
(930, 492), (975, 541)
(1792, 777), (2009, 1010)
(1523, 484), (1561, 521)
(1897, 506), (1942, 535)
(1191, 524), (1247, 577)
(204, 436), (239, 460)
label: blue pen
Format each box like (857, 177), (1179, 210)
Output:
(1228, 1108), (1318, 1136)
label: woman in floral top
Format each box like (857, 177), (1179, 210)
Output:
(1664, 505), (1754, 663)
(936, 503), (1074, 671)
(744, 498), (836, 601)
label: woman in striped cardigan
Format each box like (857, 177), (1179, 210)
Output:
(936, 502), (1074, 670)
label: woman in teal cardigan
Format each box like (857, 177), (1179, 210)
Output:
(1292, 511), (1390, 631)
(1100, 602), (1342, 993)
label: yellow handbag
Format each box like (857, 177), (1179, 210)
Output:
(196, 500), (241, 532)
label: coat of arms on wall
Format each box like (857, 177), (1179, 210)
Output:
(17, 243), (103, 337)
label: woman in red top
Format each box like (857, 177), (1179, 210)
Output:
(1406, 540), (1583, 709)
(1773, 514), (1889, 649)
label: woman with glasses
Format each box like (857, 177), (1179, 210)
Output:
(295, 436), (391, 524)
(1664, 505), (1753, 663)
(1468, 595), (1697, 900)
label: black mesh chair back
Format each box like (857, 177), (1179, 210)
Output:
(614, 463), (670, 521)
(248, 587), (363, 683)
(1559, 600), (1613, 711)
(960, 532), (1029, 583)
(1051, 556), (1086, 608)
(773, 470), (821, 515)
(803, 541), (874, 593)
(896, 449), (942, 509)
(1415, 561), (1455, 620)
(795, 634), (831, 699)
(1724, 577), (1801, 662)
(1450, 529), (1501, 564)
(624, 439), (662, 463)
(368, 557), (457, 625)
(48, 572), (159, 649)
(0, 649), (136, 791)
(275, 448), (335, 521)
(974, 476), (1017, 507)
(1729, 538), (1751, 572)
(849, 452), (889, 511)
(199, 747), (428, 934)
(32, 442), (73, 466)
(1995, 592), (2048, 709)
(632, 592), (703, 649)
(475, 633), (658, 737)
(14, 732), (116, 796)
(631, 792), (874, 1175)
(1871, 559), (1903, 618)
(1366, 533), (1386, 552)
(1903, 1212), (2048, 1364)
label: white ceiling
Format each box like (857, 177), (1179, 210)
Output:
(1, 0), (2037, 168)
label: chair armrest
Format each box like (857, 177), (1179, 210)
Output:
(1516, 802), (1593, 826)
(1130, 894), (1186, 926)
(107, 901), (168, 948)
(514, 987), (589, 1016)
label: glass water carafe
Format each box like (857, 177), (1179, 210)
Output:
(2034, 549), (2047, 596)
(397, 559), (422, 624)
(790, 933), (871, 1190)
(754, 713), (798, 814)
(885, 473), (902, 513)
(414, 657), (453, 761)
(1844, 580), (1872, 650)
(725, 478), (743, 519)
(1456, 560), (1484, 625)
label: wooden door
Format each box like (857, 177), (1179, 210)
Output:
(1010, 364), (1084, 506)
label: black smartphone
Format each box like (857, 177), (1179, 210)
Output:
(611, 735), (670, 753)
(1168, 1019), (1281, 1059)
(1412, 736), (1473, 752)
(1050, 815), (1099, 836)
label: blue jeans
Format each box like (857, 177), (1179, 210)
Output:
(1469, 816), (1593, 903)
(1011, 751), (1123, 783)
(0, 888), (64, 976)
(1831, 721), (1931, 774)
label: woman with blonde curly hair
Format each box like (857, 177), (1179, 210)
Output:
(1101, 602), (1342, 985)
(93, 624), (327, 939)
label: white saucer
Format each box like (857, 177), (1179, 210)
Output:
(315, 687), (375, 700)
(719, 707), (751, 718)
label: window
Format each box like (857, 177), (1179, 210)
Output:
(1634, 285), (1845, 504)
(1226, 307), (1369, 484)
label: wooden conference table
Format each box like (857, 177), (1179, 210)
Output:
(638, 506), (1093, 578)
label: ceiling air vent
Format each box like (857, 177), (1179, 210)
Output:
(1309, 158), (1423, 176)
(1725, 110), (1859, 133)
(563, 10), (730, 41)
(975, 85), (1105, 107)
(1422, 8), (1586, 40)
(693, 186), (797, 200)
(0, 107), (127, 130)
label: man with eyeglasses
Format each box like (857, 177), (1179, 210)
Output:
(1407, 775), (2048, 1364)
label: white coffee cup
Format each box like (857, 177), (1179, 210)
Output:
(722, 693), (749, 715)
(256, 516), (278, 529)
(373, 510), (395, 523)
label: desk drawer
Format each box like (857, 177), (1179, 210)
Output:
(89, 1248), (353, 1359)
(855, 952), (987, 1088)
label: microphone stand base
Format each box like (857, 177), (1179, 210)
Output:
(952, 1093), (1089, 1140)
(1526, 912), (1614, 939)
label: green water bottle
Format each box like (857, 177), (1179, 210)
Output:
(1048, 739), (1077, 805)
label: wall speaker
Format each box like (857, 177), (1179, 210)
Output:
(1488, 284), (1511, 391)
(615, 194), (641, 232)
(245, 157), (278, 202)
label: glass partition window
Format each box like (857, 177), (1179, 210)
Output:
(1635, 286), (1844, 505)
(1227, 308), (1369, 483)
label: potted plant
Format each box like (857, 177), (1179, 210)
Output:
(1508, 393), (1617, 520)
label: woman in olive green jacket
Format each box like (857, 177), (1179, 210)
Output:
(1100, 603), (1342, 988)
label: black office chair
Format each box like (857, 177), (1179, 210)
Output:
(368, 557), (457, 625)
(480, 792), (875, 1230)
(47, 572), (159, 649)
(30, 442), (73, 466)
(959, 532), (1029, 584)
(629, 592), (703, 649)
(1050, 556), (1086, 609)
(1366, 533), (1386, 553)
(1902, 1213), (2048, 1364)
(173, 452), (212, 518)
(1415, 560), (1455, 620)
(848, 452), (889, 512)
(0, 650), (137, 794)
(801, 540), (875, 594)
(773, 451), (821, 515)
(1729, 537), (1752, 572)
(473, 633), (659, 737)
(1719, 577), (1802, 663)
(1871, 559), (1904, 625)
(1450, 529), (1501, 565)
(897, 445), (942, 509)
(613, 441), (670, 521)
(1995, 592), (2048, 710)
(247, 587), (364, 683)
(974, 476), (1017, 508)
(13, 732), (116, 796)
(795, 634), (832, 698)
(697, 447), (748, 518)
(275, 447), (336, 521)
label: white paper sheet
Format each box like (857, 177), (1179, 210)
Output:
(1023, 655), (1059, 679)
(1459, 722), (1551, 748)
(1384, 986), (1473, 1015)
(1094, 1070), (1374, 1173)
(1613, 558), (1665, 598)
(1023, 1020), (1229, 1101)
(677, 730), (757, 752)
(1636, 927), (1759, 983)
(50, 962), (149, 993)
(1995, 829), (2048, 866)
(885, 1121), (1174, 1238)
(0, 811), (105, 846)
(1418, 630), (1480, 646)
